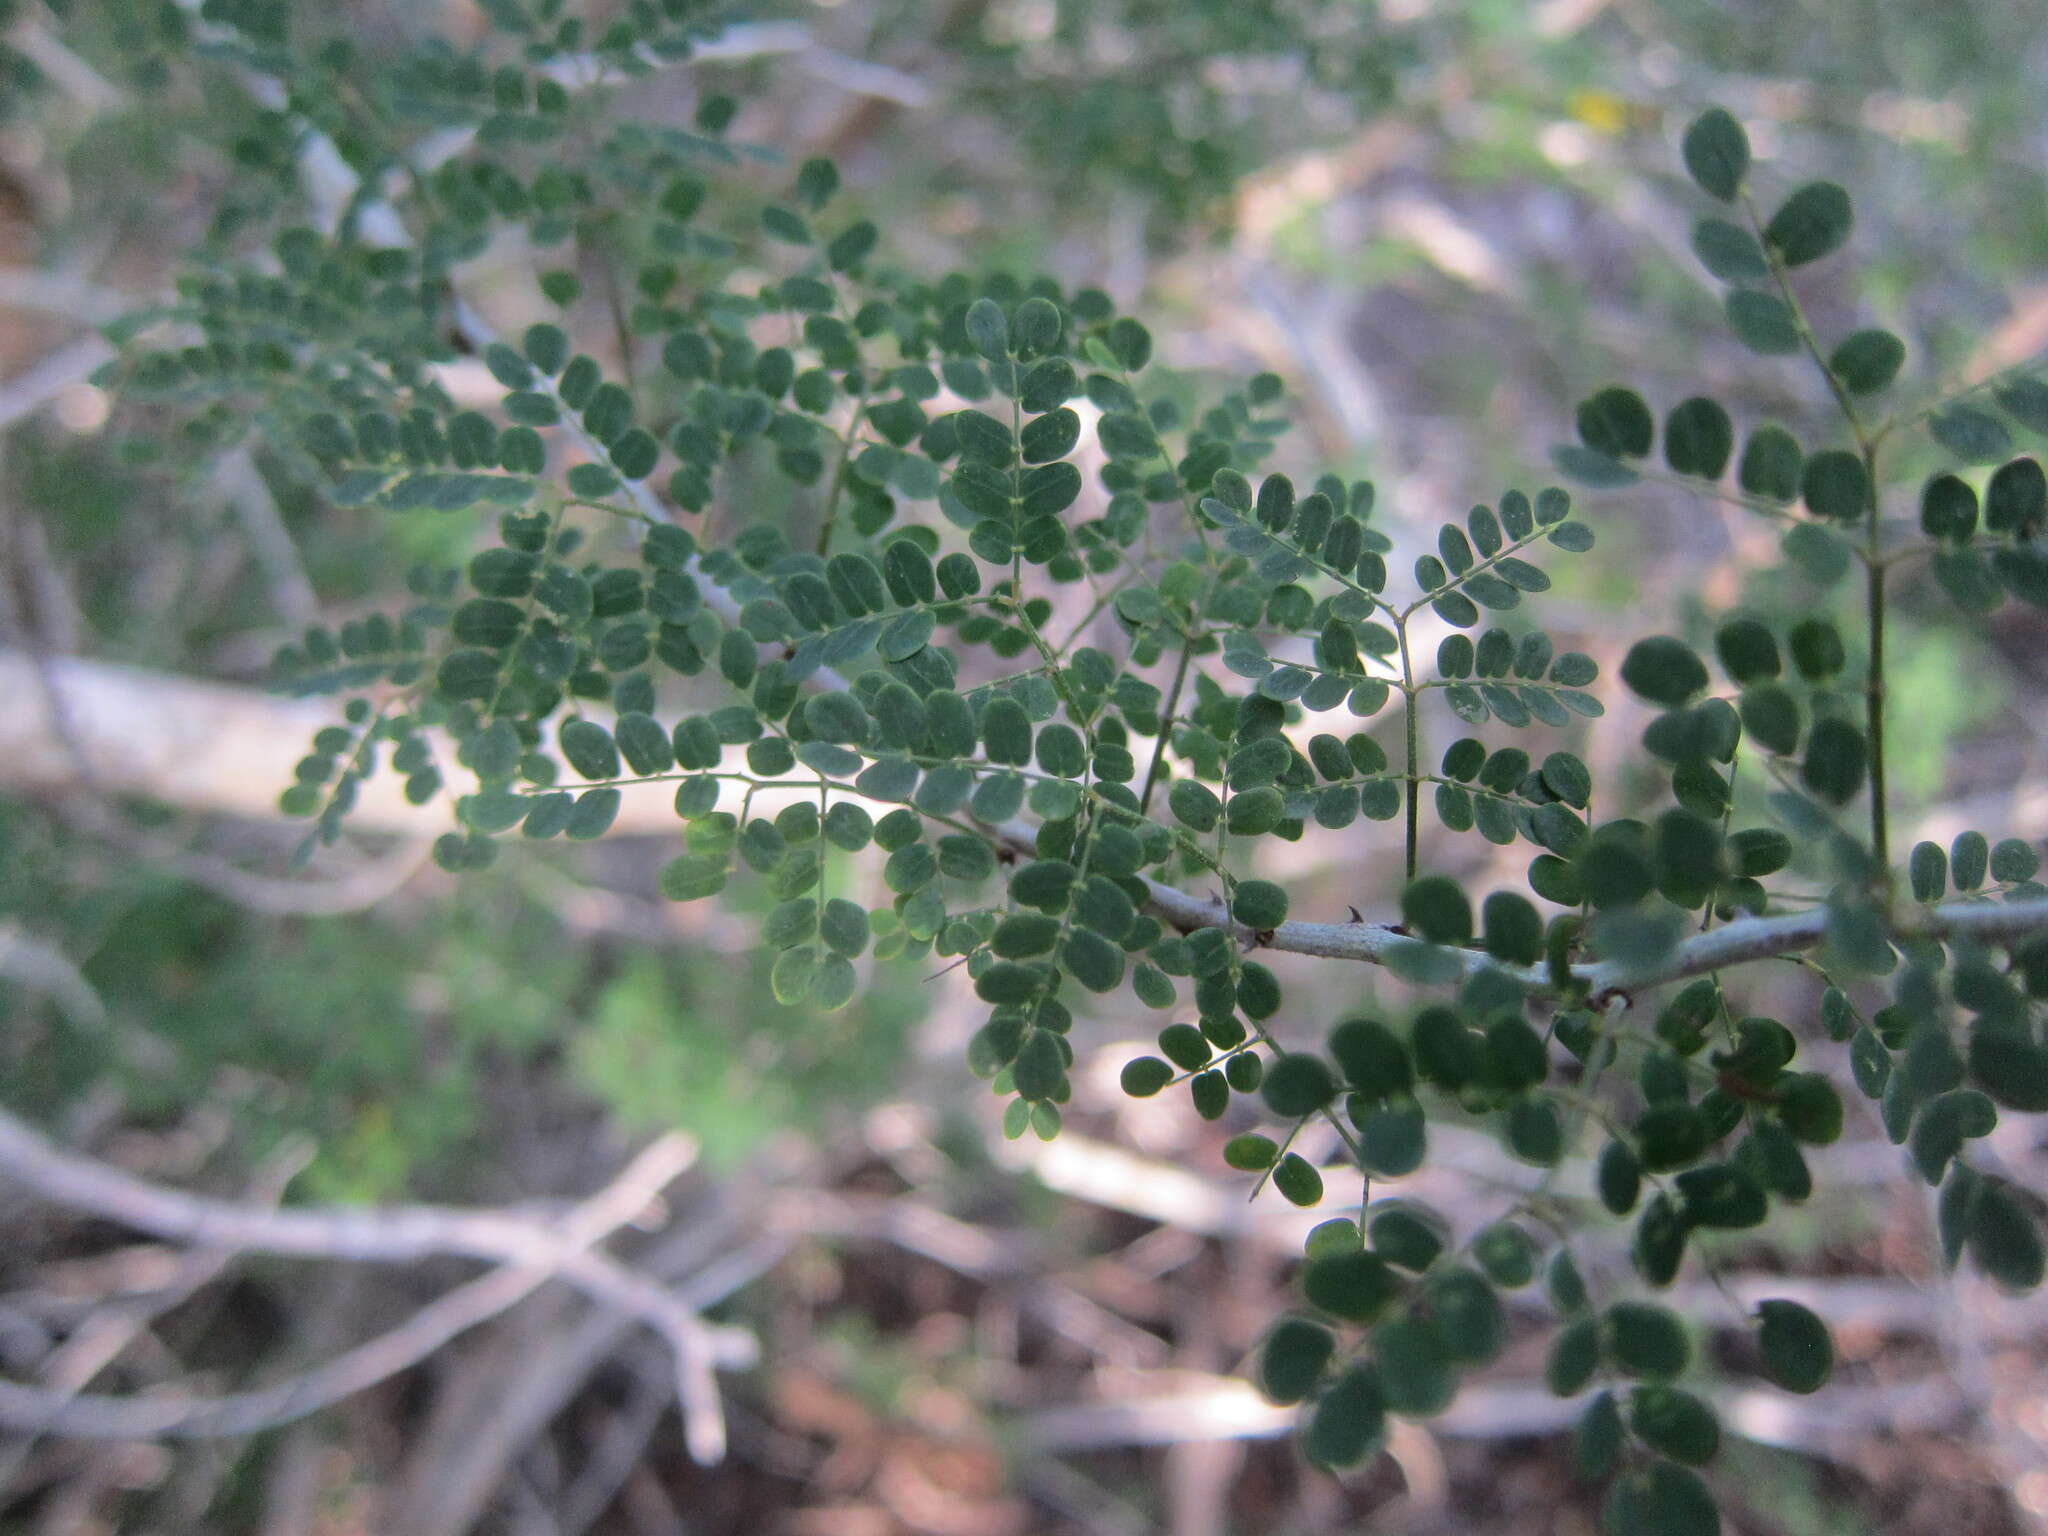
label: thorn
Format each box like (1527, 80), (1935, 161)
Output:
(1348, 905), (1365, 924)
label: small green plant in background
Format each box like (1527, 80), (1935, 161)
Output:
(41, 3), (2048, 1529)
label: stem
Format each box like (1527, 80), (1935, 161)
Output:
(1743, 188), (1890, 870)
(1008, 600), (1086, 724)
(1396, 615), (1420, 882)
(1606, 461), (1804, 525)
(1397, 510), (1595, 622)
(1744, 191), (1872, 461)
(1703, 743), (1742, 934)
(1865, 446), (1889, 868)
(480, 498), (569, 724)
(1051, 565), (1136, 652)
(1872, 339), (2048, 451)
(1138, 625), (1195, 818)
(1122, 364), (1213, 567)
(1532, 995), (1628, 1202)
(1010, 381), (1023, 596)
(596, 237), (637, 395)
(813, 366), (872, 557)
(1245, 1116), (1307, 1202)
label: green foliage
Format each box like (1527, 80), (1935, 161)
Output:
(85, 38), (2048, 1529)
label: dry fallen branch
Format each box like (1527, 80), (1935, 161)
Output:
(0, 1114), (753, 1463)
(384, 1202), (793, 1536)
(0, 923), (107, 1033)
(0, 1139), (311, 1497)
(0, 1264), (587, 1444)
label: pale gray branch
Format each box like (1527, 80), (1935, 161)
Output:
(0, 1263), (558, 1441)
(0, 1115), (750, 1461)
(10, 646), (2048, 1003)
(216, 450), (321, 627)
(995, 814), (2048, 1001)
(0, 269), (136, 324)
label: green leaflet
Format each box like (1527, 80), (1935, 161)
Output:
(1257, 1317), (1334, 1405)
(1682, 107), (1750, 201)
(1755, 1299), (1833, 1392)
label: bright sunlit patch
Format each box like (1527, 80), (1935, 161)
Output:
(2016, 1471), (2048, 1518)
(1540, 122), (1594, 168)
(54, 382), (108, 433)
(1567, 89), (1634, 136)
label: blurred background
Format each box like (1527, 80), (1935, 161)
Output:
(1, 0), (2047, 1531)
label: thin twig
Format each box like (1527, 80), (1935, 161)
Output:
(60, 798), (434, 917)
(216, 449), (321, 628)
(986, 817), (2048, 999)
(0, 923), (107, 1032)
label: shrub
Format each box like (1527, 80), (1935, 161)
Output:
(71, 6), (2048, 1528)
